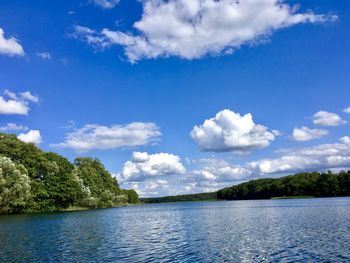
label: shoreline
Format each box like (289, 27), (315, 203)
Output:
(142, 195), (348, 205)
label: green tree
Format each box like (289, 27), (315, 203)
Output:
(0, 156), (31, 214)
(0, 133), (139, 213)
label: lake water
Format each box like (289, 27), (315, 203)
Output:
(1, 197), (350, 262)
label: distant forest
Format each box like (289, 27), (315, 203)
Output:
(141, 192), (217, 203)
(0, 133), (139, 214)
(142, 171), (350, 203)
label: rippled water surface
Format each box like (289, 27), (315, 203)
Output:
(1, 197), (350, 262)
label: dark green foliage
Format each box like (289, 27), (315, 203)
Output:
(218, 171), (350, 200)
(42, 152), (84, 209)
(74, 157), (133, 208)
(74, 157), (120, 197)
(0, 134), (53, 180)
(0, 133), (139, 214)
(141, 192), (217, 203)
(123, 189), (140, 204)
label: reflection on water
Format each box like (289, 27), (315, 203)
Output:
(1, 198), (350, 262)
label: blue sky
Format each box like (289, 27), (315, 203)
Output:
(0, 0), (350, 197)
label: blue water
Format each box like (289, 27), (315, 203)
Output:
(1, 198), (350, 262)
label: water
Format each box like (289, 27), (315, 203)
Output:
(1, 197), (350, 262)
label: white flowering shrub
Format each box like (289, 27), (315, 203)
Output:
(0, 156), (31, 214)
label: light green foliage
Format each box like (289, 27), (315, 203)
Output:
(0, 156), (31, 214)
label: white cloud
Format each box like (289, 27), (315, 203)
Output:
(73, 26), (111, 48)
(272, 130), (282, 137)
(121, 136), (350, 197)
(75, 0), (335, 62)
(0, 90), (39, 115)
(191, 109), (275, 152)
(313, 111), (346, 126)
(343, 107), (350, 114)
(20, 91), (39, 103)
(118, 151), (186, 182)
(120, 180), (170, 197)
(340, 136), (350, 144)
(53, 122), (161, 152)
(249, 136), (350, 174)
(144, 179), (169, 190)
(193, 158), (251, 182)
(292, 126), (328, 141)
(91, 0), (120, 9)
(0, 123), (28, 132)
(0, 97), (28, 115)
(36, 52), (52, 60)
(17, 130), (42, 145)
(4, 90), (18, 100)
(0, 28), (25, 57)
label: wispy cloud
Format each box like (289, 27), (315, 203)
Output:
(0, 123), (28, 132)
(90, 0), (120, 9)
(52, 122), (162, 152)
(0, 27), (24, 57)
(292, 126), (329, 141)
(36, 52), (52, 60)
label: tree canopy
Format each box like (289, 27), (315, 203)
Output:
(0, 133), (139, 214)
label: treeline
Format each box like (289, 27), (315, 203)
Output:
(0, 133), (139, 214)
(141, 192), (217, 203)
(142, 171), (350, 203)
(218, 171), (350, 200)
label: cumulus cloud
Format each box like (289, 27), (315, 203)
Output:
(144, 179), (169, 190)
(191, 109), (275, 152)
(118, 151), (186, 182)
(75, 0), (335, 62)
(121, 179), (170, 197)
(0, 123), (28, 132)
(292, 126), (329, 141)
(249, 136), (350, 174)
(17, 130), (42, 145)
(36, 52), (52, 60)
(313, 111), (346, 126)
(120, 136), (350, 197)
(0, 28), (25, 57)
(344, 107), (350, 114)
(0, 97), (28, 115)
(91, 0), (120, 9)
(53, 122), (161, 152)
(193, 158), (251, 182)
(0, 90), (38, 115)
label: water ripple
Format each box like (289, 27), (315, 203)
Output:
(1, 197), (350, 262)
